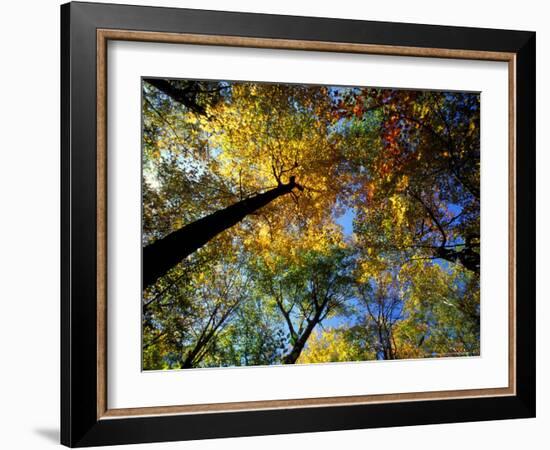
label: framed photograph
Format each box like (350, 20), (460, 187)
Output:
(61, 1), (535, 447)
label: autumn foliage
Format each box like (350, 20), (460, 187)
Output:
(142, 79), (480, 370)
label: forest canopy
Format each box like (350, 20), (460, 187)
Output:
(141, 78), (480, 370)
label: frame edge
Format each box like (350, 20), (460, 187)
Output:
(61, 2), (536, 446)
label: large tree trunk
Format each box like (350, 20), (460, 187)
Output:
(143, 177), (301, 289)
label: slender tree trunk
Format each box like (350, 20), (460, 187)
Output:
(181, 348), (200, 369)
(282, 313), (321, 364)
(143, 177), (301, 289)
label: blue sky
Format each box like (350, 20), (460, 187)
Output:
(335, 207), (356, 237)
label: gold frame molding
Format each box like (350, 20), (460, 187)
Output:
(96, 29), (516, 420)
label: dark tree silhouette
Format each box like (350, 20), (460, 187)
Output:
(143, 177), (303, 289)
(144, 78), (221, 116)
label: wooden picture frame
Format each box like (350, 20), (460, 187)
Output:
(61, 2), (535, 447)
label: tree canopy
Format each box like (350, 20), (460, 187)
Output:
(142, 78), (480, 370)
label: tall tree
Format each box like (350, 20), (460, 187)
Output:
(253, 246), (355, 364)
(143, 81), (340, 287)
(335, 89), (480, 274)
(355, 277), (404, 360)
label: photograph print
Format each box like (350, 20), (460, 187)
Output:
(141, 78), (481, 371)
